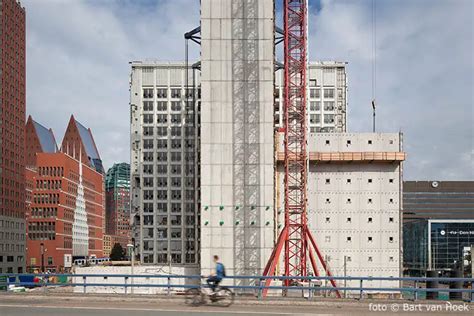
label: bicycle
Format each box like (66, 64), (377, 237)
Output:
(184, 277), (234, 307)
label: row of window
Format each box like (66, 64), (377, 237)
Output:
(141, 125), (191, 137)
(325, 178), (395, 184)
(143, 88), (200, 99)
(324, 139), (395, 145)
(35, 180), (62, 190)
(0, 219), (24, 229)
(143, 164), (194, 175)
(143, 240), (196, 251)
(144, 177), (195, 187)
(0, 255), (23, 263)
(141, 138), (195, 150)
(143, 202), (195, 213)
(340, 236), (396, 243)
(33, 193), (59, 204)
(143, 214), (196, 226)
(142, 253), (196, 264)
(324, 197), (396, 204)
(38, 167), (64, 177)
(143, 190), (195, 200)
(0, 243), (25, 253)
(310, 114), (336, 124)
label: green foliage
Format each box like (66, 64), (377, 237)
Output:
(109, 243), (126, 261)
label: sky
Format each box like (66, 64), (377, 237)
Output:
(23, 0), (473, 180)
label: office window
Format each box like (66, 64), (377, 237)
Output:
(157, 101), (167, 111)
(325, 140), (330, 145)
(368, 236), (373, 242)
(347, 217), (351, 223)
(157, 88), (167, 98)
(310, 88), (320, 98)
(157, 114), (167, 124)
(143, 114), (153, 124)
(143, 126), (153, 136)
(157, 139), (167, 149)
(325, 217), (330, 223)
(324, 114), (334, 123)
(346, 198), (351, 204)
(368, 217), (373, 223)
(324, 101), (335, 111)
(347, 179), (351, 183)
(389, 237), (394, 243)
(389, 256), (394, 262)
(143, 101), (153, 111)
(325, 179), (330, 184)
(368, 256), (373, 262)
(346, 140), (351, 145)
(143, 88), (153, 98)
(389, 198), (394, 204)
(325, 236), (331, 242)
(310, 114), (320, 124)
(157, 127), (167, 136)
(325, 198), (331, 204)
(368, 140), (373, 145)
(310, 101), (321, 111)
(389, 217), (394, 223)
(346, 236), (352, 242)
(368, 179), (373, 183)
(171, 101), (181, 111)
(323, 88), (334, 98)
(368, 198), (373, 204)
(171, 88), (181, 98)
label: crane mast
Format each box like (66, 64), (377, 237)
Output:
(263, 0), (340, 297)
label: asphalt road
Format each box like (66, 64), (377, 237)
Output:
(0, 294), (472, 316)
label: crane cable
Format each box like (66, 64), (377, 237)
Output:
(371, 0), (377, 109)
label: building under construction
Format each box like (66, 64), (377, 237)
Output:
(130, 0), (405, 292)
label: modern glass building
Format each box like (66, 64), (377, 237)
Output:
(404, 219), (474, 276)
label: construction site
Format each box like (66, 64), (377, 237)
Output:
(128, 0), (406, 296)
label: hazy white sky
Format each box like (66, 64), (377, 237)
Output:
(24, 0), (473, 180)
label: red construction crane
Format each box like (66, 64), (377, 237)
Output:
(263, 0), (340, 297)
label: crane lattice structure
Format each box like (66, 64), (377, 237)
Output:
(262, 0), (341, 298)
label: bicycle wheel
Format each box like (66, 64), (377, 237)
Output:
(184, 288), (203, 306)
(214, 287), (234, 307)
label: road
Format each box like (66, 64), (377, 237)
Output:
(0, 294), (472, 316)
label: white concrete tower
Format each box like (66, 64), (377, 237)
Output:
(200, 0), (275, 280)
(73, 148), (89, 257)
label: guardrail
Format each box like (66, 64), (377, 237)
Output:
(1, 274), (473, 302)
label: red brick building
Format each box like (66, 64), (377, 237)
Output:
(25, 118), (104, 272)
(0, 0), (26, 274)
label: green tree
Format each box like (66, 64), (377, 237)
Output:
(109, 243), (126, 261)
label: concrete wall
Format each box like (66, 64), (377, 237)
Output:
(73, 265), (199, 294)
(200, 0), (275, 280)
(276, 133), (402, 290)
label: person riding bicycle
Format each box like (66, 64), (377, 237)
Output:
(206, 255), (225, 294)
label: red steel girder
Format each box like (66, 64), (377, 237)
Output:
(263, 0), (340, 298)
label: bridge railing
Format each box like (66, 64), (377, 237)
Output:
(0, 274), (473, 301)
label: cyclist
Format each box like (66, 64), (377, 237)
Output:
(206, 255), (225, 294)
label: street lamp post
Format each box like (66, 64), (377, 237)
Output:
(127, 244), (134, 294)
(40, 243), (45, 273)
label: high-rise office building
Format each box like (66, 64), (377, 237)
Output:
(0, 0), (26, 274)
(105, 163), (131, 250)
(130, 62), (199, 265)
(275, 61), (348, 132)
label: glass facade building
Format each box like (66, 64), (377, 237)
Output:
(404, 219), (474, 275)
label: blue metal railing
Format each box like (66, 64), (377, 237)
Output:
(0, 274), (473, 301)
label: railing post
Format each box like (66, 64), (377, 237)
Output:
(83, 276), (87, 294)
(308, 278), (313, 300)
(257, 279), (263, 300)
(167, 276), (171, 296)
(414, 280), (418, 301)
(124, 276), (128, 294)
(43, 275), (48, 293)
(359, 279), (363, 300)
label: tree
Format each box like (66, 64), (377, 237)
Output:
(109, 243), (126, 261)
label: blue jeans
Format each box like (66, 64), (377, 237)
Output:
(206, 276), (222, 292)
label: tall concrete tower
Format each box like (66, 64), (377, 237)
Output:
(200, 0), (275, 279)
